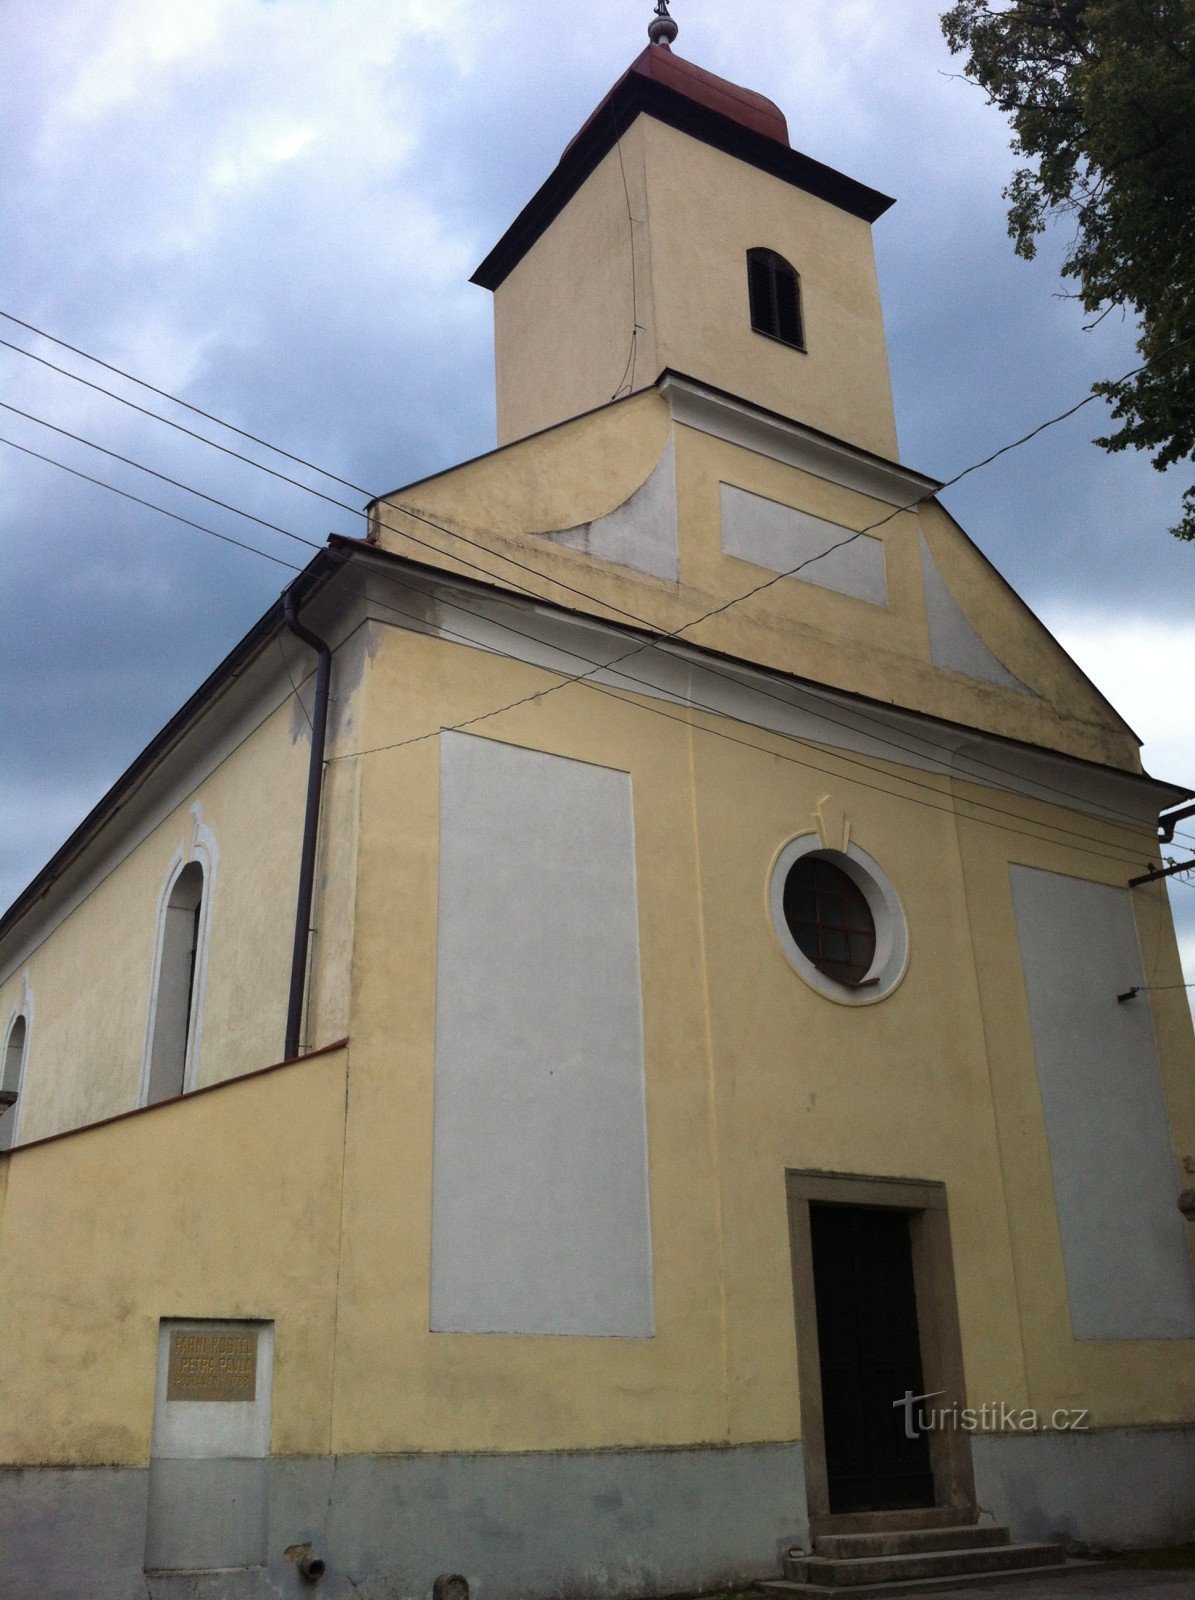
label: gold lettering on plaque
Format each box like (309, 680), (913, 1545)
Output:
(167, 1327), (258, 1403)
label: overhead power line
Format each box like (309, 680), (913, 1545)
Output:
(0, 434), (303, 571)
(2, 310), (1191, 853)
(1, 426), (1182, 881)
(0, 311), (369, 494)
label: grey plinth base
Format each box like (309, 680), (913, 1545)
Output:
(0, 1441), (808, 1600)
(971, 1426), (1195, 1549)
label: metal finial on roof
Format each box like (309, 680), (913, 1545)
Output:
(648, 0), (678, 47)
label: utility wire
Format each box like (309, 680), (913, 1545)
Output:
(0, 434), (303, 571)
(610, 108), (641, 402)
(1, 427), (1172, 875)
(7, 339), (1188, 846)
(4, 315), (1192, 847)
(0, 332), (679, 631)
(0, 311), (368, 493)
(0, 398), (318, 551)
(3, 400), (1189, 862)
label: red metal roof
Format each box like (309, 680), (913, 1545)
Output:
(565, 44), (790, 158)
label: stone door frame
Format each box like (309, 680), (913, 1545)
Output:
(784, 1169), (977, 1536)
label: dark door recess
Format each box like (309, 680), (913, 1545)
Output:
(809, 1203), (936, 1513)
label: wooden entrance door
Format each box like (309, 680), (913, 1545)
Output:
(809, 1203), (936, 1513)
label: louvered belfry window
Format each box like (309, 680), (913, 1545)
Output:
(747, 249), (805, 350)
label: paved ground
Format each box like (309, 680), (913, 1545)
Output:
(907, 1569), (1195, 1600)
(735, 1561), (1195, 1600)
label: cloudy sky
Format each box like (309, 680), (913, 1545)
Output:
(2, 0), (1192, 996)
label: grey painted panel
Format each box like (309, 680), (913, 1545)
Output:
(1, 1442), (807, 1600)
(720, 483), (888, 605)
(919, 534), (1030, 692)
(145, 1457), (269, 1572)
(542, 436), (679, 582)
(972, 1426), (1195, 1548)
(431, 733), (653, 1336)
(1010, 866), (1195, 1339)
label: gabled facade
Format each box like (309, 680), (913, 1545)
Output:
(2, 22), (1194, 1600)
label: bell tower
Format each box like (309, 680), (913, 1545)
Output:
(473, 6), (901, 460)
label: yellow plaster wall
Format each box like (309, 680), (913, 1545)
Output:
(329, 625), (729, 1453)
(674, 431), (1142, 771)
(1, 621), (1190, 1470)
(640, 119), (900, 460)
(0, 660), (362, 1146)
(493, 126), (659, 446)
(375, 397), (1141, 773)
(329, 625), (1190, 1455)
(955, 801), (1195, 1424)
(0, 1047), (348, 1466)
(489, 114), (898, 460)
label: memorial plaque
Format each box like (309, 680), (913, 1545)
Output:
(166, 1327), (258, 1403)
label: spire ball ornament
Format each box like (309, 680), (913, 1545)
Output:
(648, 0), (678, 47)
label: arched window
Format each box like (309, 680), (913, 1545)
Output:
(747, 248), (805, 350)
(146, 861), (205, 1105)
(1, 1014), (28, 1151)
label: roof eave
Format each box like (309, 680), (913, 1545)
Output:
(0, 548), (344, 947)
(471, 73), (895, 293)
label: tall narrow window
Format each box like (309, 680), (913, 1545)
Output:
(747, 248), (805, 350)
(147, 862), (205, 1105)
(0, 1015), (27, 1151)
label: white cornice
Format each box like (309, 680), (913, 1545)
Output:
(3, 549), (1178, 983)
(343, 551), (1179, 833)
(659, 373), (941, 508)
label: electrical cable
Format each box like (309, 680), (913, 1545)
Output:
(4, 315), (1192, 848)
(0, 332), (683, 630)
(610, 111), (641, 401)
(6, 357), (1188, 850)
(0, 310), (368, 493)
(0, 398), (318, 551)
(1, 427), (1171, 874)
(0, 434), (303, 571)
(3, 411), (1187, 866)
(6, 364), (1190, 857)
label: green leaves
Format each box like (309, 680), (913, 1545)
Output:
(942, 0), (1195, 542)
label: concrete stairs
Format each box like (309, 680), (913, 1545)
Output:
(756, 1520), (1068, 1597)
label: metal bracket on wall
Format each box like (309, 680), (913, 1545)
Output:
(1127, 858), (1195, 888)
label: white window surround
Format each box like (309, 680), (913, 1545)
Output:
(1, 983), (32, 1150)
(139, 807), (218, 1107)
(768, 833), (909, 1006)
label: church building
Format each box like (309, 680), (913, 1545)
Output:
(2, 9), (1194, 1598)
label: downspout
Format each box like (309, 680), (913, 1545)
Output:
(282, 589), (332, 1062)
(1159, 799), (1195, 845)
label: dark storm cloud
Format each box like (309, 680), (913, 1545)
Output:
(2, 0), (1192, 971)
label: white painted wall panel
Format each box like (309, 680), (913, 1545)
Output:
(146, 1320), (273, 1571)
(919, 534), (1029, 692)
(543, 436), (679, 582)
(1010, 867), (1195, 1340)
(720, 483), (888, 605)
(431, 732), (654, 1337)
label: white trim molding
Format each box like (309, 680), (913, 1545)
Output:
(1, 972), (34, 1149)
(660, 373), (941, 508)
(768, 833), (910, 1006)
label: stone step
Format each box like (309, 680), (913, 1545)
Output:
(811, 1525), (1012, 1561)
(809, 1508), (976, 1539)
(783, 1541), (1064, 1589)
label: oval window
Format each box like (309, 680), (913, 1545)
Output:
(768, 836), (909, 1005)
(782, 855), (876, 986)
